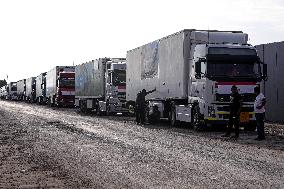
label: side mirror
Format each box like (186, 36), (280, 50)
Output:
(262, 63), (268, 81)
(195, 61), (202, 79)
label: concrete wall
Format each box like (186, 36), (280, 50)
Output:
(256, 42), (284, 122)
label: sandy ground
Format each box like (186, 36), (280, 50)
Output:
(0, 100), (283, 189)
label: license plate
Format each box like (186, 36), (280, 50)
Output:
(240, 112), (250, 123)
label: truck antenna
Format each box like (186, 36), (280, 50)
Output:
(207, 27), (210, 44)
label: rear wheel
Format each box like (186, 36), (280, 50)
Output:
(244, 122), (257, 131)
(106, 105), (114, 116)
(170, 104), (179, 127)
(192, 106), (204, 131)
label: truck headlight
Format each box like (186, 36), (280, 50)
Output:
(208, 106), (216, 117)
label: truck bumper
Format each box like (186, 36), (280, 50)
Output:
(205, 111), (256, 127)
(57, 96), (75, 107)
(205, 119), (256, 126)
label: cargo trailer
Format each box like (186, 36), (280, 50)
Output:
(35, 72), (46, 104)
(17, 79), (26, 101)
(25, 77), (36, 103)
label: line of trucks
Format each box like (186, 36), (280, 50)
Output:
(0, 29), (268, 130)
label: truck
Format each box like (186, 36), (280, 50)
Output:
(126, 29), (267, 130)
(75, 58), (128, 115)
(0, 86), (7, 99)
(17, 79), (26, 101)
(35, 72), (46, 104)
(25, 77), (36, 103)
(46, 66), (75, 107)
(7, 82), (17, 100)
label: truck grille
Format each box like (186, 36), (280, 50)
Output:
(217, 106), (254, 112)
(216, 93), (256, 102)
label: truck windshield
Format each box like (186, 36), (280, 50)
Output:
(206, 47), (261, 81)
(59, 78), (75, 87)
(112, 70), (126, 86)
(207, 62), (261, 80)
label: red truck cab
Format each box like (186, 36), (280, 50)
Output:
(57, 72), (75, 107)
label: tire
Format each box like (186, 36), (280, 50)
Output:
(192, 106), (203, 131)
(96, 105), (105, 116)
(170, 104), (179, 127)
(244, 122), (257, 131)
(106, 105), (114, 116)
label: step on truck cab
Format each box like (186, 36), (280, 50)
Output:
(75, 58), (128, 115)
(46, 66), (75, 107)
(126, 30), (267, 129)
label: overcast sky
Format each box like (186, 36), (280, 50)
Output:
(0, 0), (284, 81)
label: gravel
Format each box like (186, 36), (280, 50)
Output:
(0, 100), (283, 188)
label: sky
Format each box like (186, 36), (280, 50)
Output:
(0, 0), (284, 82)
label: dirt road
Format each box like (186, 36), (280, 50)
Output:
(0, 100), (283, 188)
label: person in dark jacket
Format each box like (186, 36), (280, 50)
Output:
(222, 85), (243, 139)
(135, 88), (156, 125)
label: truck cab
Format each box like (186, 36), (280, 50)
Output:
(103, 59), (128, 114)
(8, 82), (17, 100)
(57, 72), (75, 107)
(188, 43), (267, 130)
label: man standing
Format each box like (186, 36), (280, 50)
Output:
(222, 85), (243, 139)
(135, 88), (156, 125)
(254, 86), (266, 140)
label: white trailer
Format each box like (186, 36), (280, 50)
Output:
(16, 79), (26, 101)
(25, 77), (36, 102)
(126, 29), (267, 130)
(75, 58), (128, 115)
(35, 72), (46, 104)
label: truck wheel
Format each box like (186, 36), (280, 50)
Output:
(96, 106), (105, 116)
(170, 105), (179, 127)
(106, 106), (113, 116)
(192, 106), (203, 131)
(244, 122), (257, 131)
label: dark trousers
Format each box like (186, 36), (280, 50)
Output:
(136, 107), (146, 124)
(226, 114), (240, 137)
(255, 113), (265, 139)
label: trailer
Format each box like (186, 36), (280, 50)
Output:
(126, 29), (267, 130)
(256, 41), (284, 122)
(35, 72), (46, 104)
(75, 58), (127, 115)
(16, 79), (26, 101)
(46, 66), (75, 107)
(25, 77), (36, 103)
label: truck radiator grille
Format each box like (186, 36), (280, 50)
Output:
(217, 106), (254, 112)
(216, 93), (256, 102)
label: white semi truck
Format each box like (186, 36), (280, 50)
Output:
(75, 58), (128, 115)
(126, 29), (267, 130)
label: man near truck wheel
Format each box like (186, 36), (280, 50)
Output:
(135, 88), (156, 125)
(222, 85), (243, 139)
(254, 86), (266, 141)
